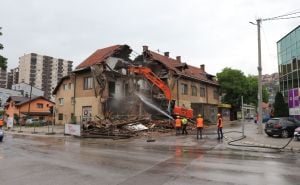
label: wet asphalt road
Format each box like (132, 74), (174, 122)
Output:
(0, 134), (300, 185)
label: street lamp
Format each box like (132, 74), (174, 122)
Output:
(250, 19), (263, 134)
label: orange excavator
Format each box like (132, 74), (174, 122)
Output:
(127, 66), (193, 118)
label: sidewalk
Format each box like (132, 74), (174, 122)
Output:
(4, 125), (68, 138)
(223, 120), (300, 152)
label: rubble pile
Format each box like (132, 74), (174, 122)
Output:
(81, 117), (178, 139)
(81, 116), (200, 139)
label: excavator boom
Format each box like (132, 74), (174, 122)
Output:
(128, 66), (172, 101)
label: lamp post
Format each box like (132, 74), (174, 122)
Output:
(250, 19), (263, 134)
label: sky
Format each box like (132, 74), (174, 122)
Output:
(0, 0), (299, 76)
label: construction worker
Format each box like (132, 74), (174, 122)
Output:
(175, 116), (182, 135)
(196, 114), (204, 139)
(0, 118), (3, 128)
(217, 113), (223, 139)
(181, 117), (188, 135)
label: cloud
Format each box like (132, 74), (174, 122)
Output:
(0, 0), (299, 76)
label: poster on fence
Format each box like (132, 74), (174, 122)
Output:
(65, 124), (81, 136)
(7, 117), (13, 128)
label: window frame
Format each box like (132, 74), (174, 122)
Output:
(36, 103), (43, 109)
(191, 85), (197, 96)
(59, 98), (64, 105)
(84, 77), (93, 90)
(181, 83), (188, 95)
(200, 86), (206, 97)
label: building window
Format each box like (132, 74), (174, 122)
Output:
(58, 113), (63, 120)
(71, 97), (75, 105)
(191, 85), (197, 96)
(213, 89), (219, 100)
(37, 103), (43, 108)
(68, 83), (72, 90)
(59, 98), (64, 105)
(109, 81), (115, 97)
(84, 77), (93, 90)
(200, 86), (206, 97)
(181, 83), (188, 95)
(63, 84), (67, 90)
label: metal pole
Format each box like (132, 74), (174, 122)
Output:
(257, 19), (263, 134)
(241, 96), (245, 137)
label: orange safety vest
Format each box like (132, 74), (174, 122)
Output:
(175, 118), (182, 128)
(217, 117), (223, 128)
(196, 118), (203, 128)
(0, 119), (3, 126)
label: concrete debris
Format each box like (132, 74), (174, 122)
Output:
(81, 117), (177, 139)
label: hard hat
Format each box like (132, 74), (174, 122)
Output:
(198, 114), (202, 117)
(217, 113), (221, 117)
(176, 116), (180, 118)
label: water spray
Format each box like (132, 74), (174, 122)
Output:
(135, 93), (174, 120)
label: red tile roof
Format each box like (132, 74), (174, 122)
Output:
(145, 50), (218, 85)
(76, 45), (122, 69)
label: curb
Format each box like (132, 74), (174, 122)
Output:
(5, 130), (69, 138)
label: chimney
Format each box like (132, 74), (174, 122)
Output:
(176, 56), (181, 63)
(200, 64), (205, 72)
(142, 45), (148, 52)
(164, 52), (169, 57)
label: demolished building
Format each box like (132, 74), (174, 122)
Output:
(53, 44), (220, 126)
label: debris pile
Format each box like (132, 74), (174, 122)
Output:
(81, 117), (177, 139)
(80, 116), (200, 139)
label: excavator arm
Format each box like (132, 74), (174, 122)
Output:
(128, 66), (172, 101)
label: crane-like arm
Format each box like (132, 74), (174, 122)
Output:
(128, 66), (172, 101)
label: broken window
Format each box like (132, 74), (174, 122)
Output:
(108, 81), (115, 98)
(124, 83), (129, 96)
(200, 86), (206, 97)
(181, 83), (188, 95)
(84, 77), (93, 90)
(191, 85), (197, 96)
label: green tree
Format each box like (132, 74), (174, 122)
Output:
(217, 67), (269, 117)
(217, 68), (247, 107)
(244, 75), (269, 106)
(0, 27), (7, 70)
(273, 92), (289, 117)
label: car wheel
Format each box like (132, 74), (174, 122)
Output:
(281, 130), (289, 138)
(266, 133), (273, 137)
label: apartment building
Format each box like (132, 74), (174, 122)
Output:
(6, 67), (19, 89)
(0, 69), (7, 88)
(11, 82), (44, 97)
(19, 53), (73, 99)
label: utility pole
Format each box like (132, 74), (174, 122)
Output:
(241, 96), (245, 137)
(250, 19), (263, 134)
(256, 19), (263, 134)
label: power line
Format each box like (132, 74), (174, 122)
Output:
(268, 15), (300, 21)
(263, 13), (300, 21)
(263, 10), (300, 21)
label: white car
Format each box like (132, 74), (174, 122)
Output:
(294, 127), (300, 141)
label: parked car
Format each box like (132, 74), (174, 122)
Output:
(265, 117), (300, 138)
(294, 127), (300, 141)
